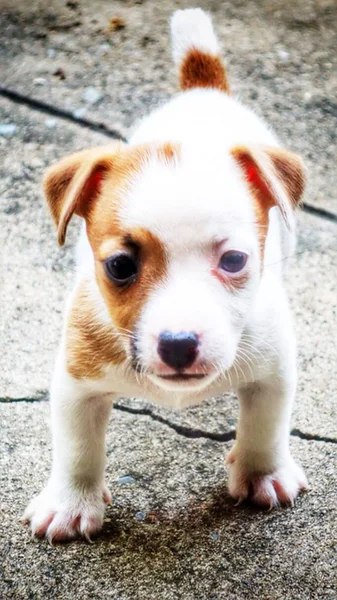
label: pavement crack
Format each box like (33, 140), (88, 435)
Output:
(113, 404), (337, 444)
(113, 403), (236, 441)
(290, 428), (337, 444)
(0, 392), (48, 403)
(302, 202), (337, 224)
(0, 86), (127, 142)
(1, 395), (336, 444)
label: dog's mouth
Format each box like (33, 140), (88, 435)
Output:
(157, 373), (207, 381)
(146, 370), (218, 392)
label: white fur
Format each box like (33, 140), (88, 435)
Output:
(171, 8), (219, 65)
(24, 9), (307, 541)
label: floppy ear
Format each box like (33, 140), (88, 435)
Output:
(43, 143), (123, 245)
(231, 145), (305, 229)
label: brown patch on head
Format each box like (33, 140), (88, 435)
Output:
(67, 280), (126, 379)
(67, 228), (169, 380)
(231, 144), (306, 261)
(179, 49), (229, 92)
(94, 229), (168, 335)
(81, 144), (176, 335)
(45, 142), (180, 378)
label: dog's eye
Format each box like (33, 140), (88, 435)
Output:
(219, 251), (248, 273)
(104, 253), (138, 287)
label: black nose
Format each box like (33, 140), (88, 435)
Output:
(157, 331), (199, 371)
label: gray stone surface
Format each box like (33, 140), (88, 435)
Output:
(1, 0), (337, 212)
(1, 3), (337, 598)
(1, 402), (336, 600)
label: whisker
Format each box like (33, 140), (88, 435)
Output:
(216, 360), (233, 390)
(238, 340), (271, 361)
(233, 357), (248, 386)
(235, 349), (255, 380)
(231, 361), (240, 386)
(240, 334), (278, 357)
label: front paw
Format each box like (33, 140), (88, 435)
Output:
(22, 483), (111, 542)
(226, 448), (308, 508)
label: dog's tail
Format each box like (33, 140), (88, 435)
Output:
(170, 8), (229, 93)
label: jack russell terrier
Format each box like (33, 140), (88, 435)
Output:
(23, 8), (308, 542)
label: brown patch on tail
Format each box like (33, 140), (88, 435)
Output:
(179, 49), (229, 92)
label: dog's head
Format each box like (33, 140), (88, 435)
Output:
(44, 141), (304, 392)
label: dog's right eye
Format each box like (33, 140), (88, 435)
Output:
(104, 252), (138, 287)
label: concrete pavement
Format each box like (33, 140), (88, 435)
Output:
(1, 1), (336, 598)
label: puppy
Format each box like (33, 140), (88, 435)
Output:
(24, 9), (308, 542)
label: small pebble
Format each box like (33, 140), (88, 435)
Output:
(45, 118), (57, 129)
(135, 511), (146, 521)
(277, 49), (290, 64)
(47, 48), (56, 58)
(53, 68), (66, 80)
(30, 157), (43, 168)
(0, 123), (17, 137)
(108, 16), (126, 31)
(33, 77), (47, 86)
(73, 107), (87, 119)
(210, 531), (219, 541)
(303, 91), (312, 102)
(98, 43), (110, 54)
(4, 201), (21, 215)
(117, 475), (136, 485)
(82, 86), (103, 105)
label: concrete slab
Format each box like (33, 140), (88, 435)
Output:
(1, 401), (336, 600)
(1, 4), (336, 599)
(1, 0), (337, 213)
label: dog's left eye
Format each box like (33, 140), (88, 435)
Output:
(219, 251), (248, 273)
(104, 252), (138, 287)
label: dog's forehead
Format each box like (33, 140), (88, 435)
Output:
(118, 147), (256, 250)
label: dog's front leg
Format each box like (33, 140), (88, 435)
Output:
(23, 358), (113, 542)
(226, 377), (308, 508)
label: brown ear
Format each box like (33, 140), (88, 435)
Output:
(231, 145), (305, 228)
(43, 144), (123, 245)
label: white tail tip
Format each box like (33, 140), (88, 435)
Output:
(171, 8), (219, 66)
(170, 8), (229, 93)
